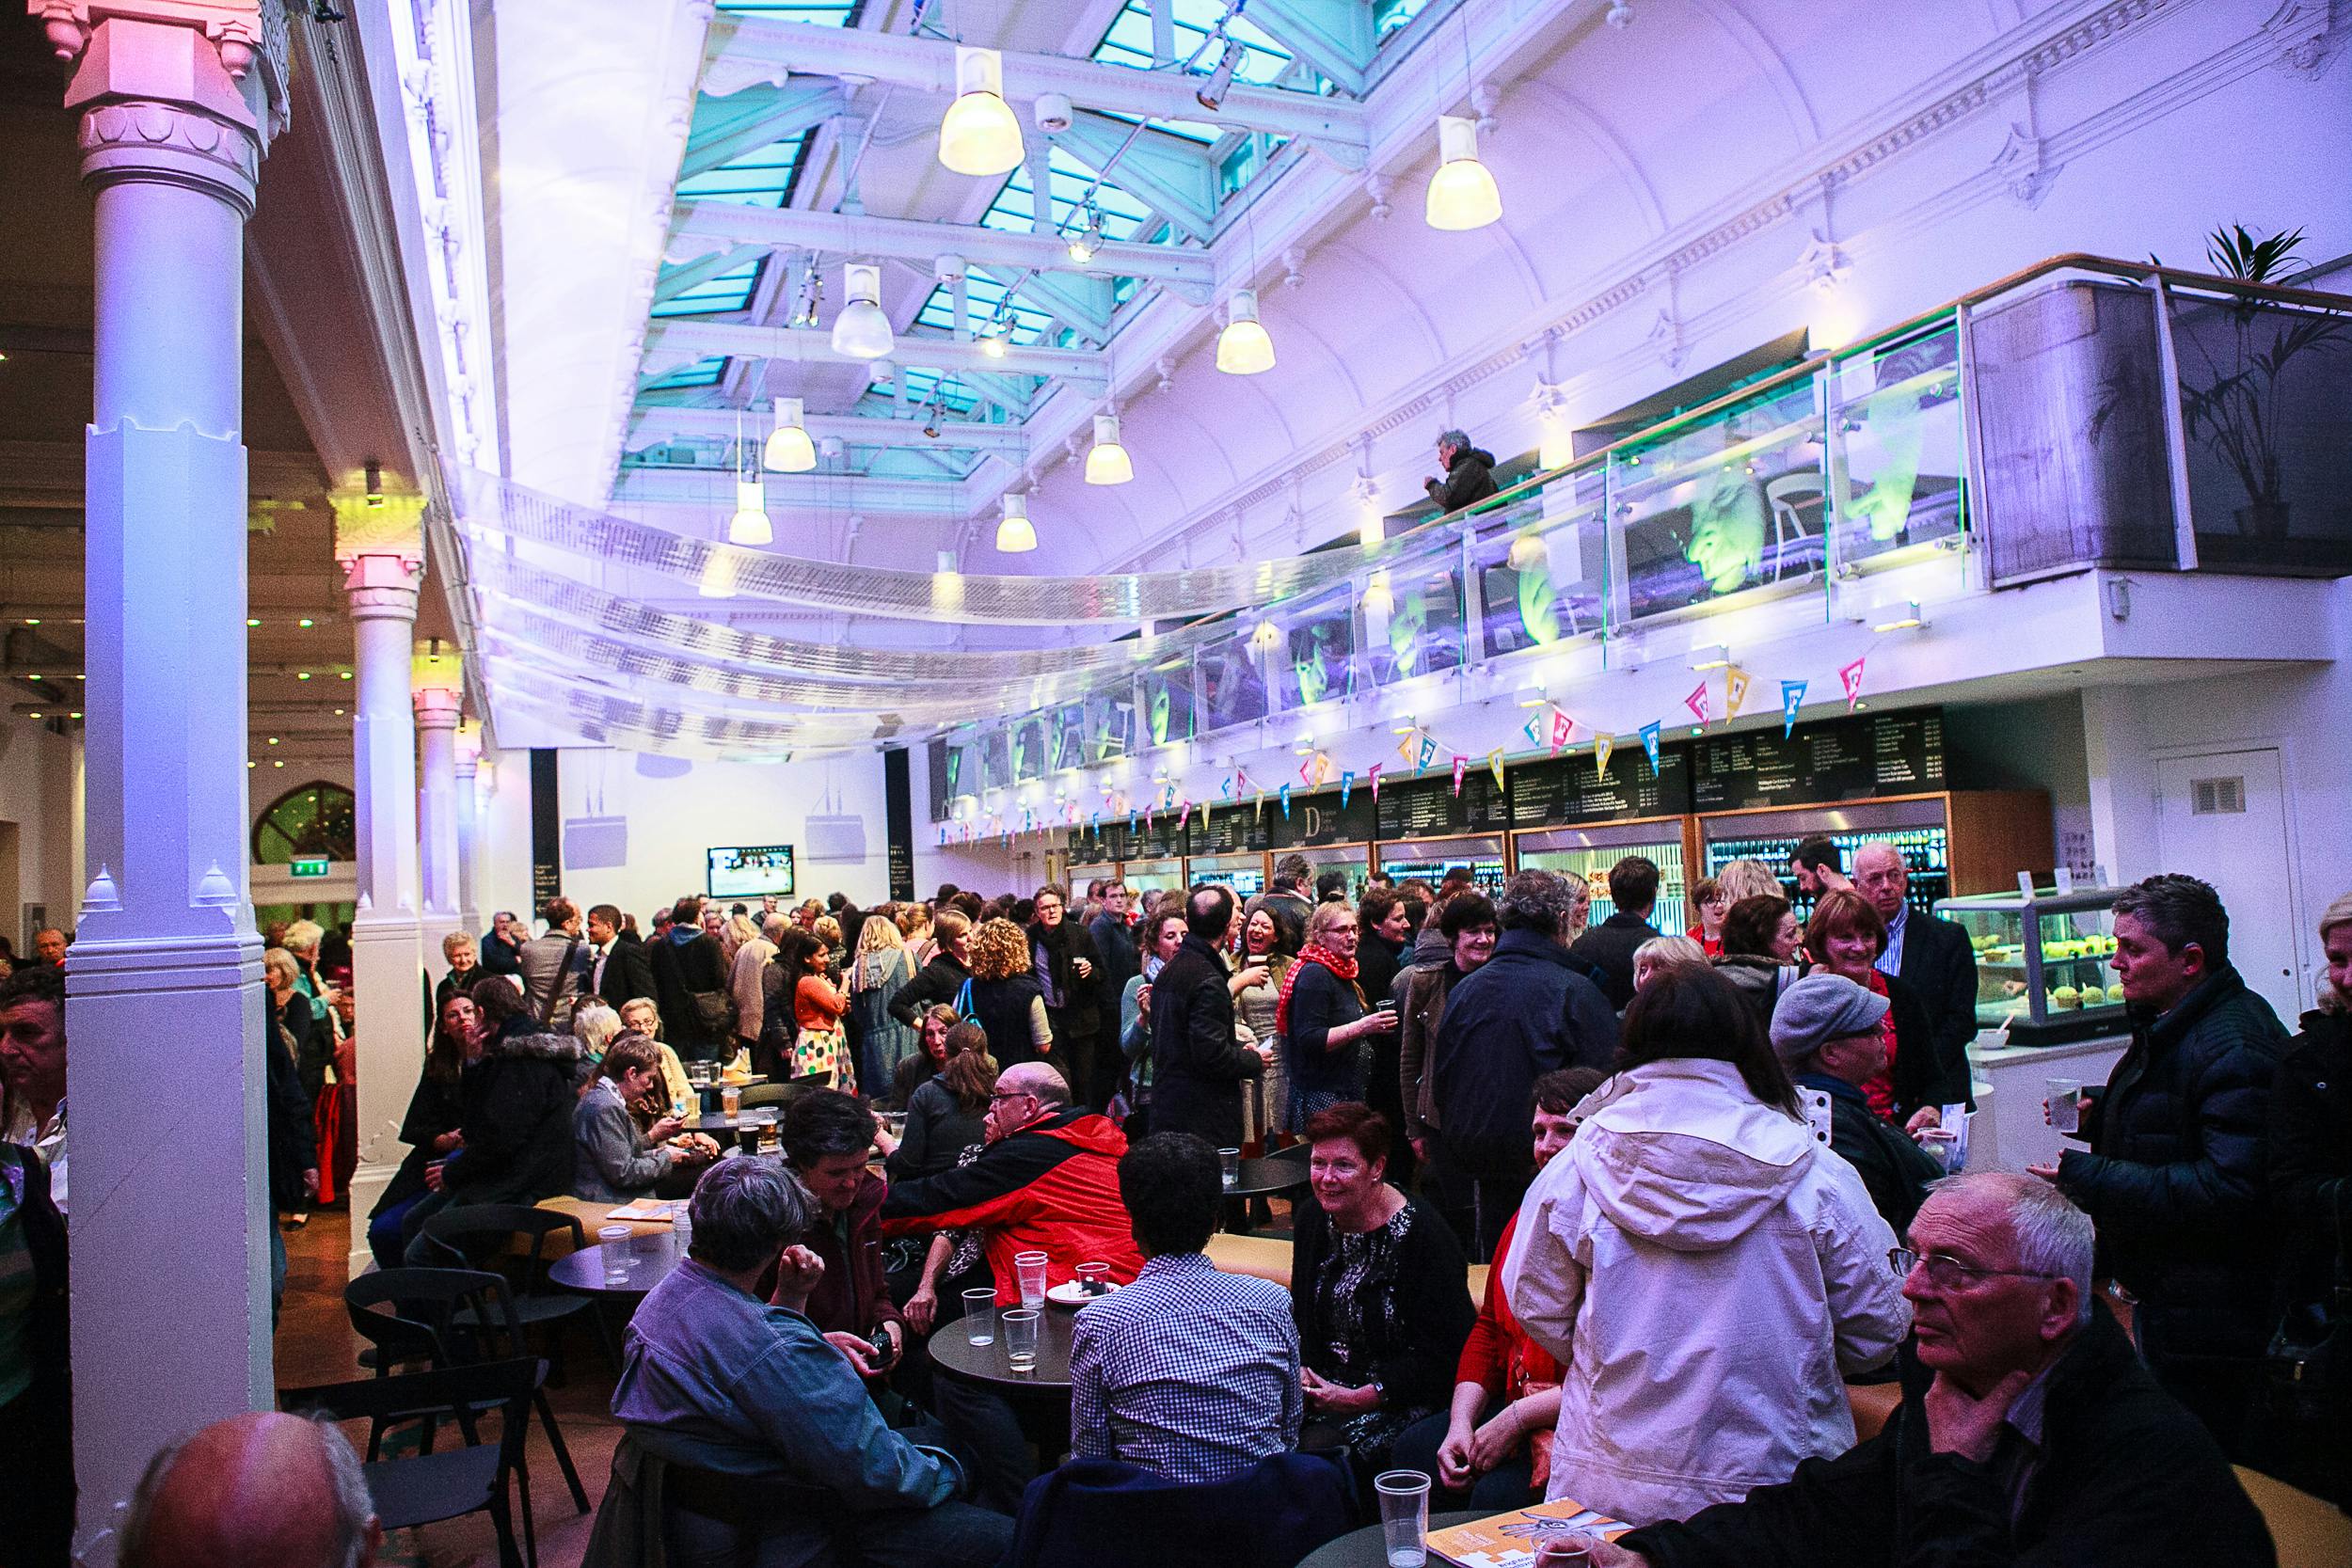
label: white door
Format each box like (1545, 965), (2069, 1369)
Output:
(2153, 749), (2303, 1022)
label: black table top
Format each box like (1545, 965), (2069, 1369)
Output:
(1226, 1156), (1310, 1200)
(1295, 1511), (1483, 1568)
(692, 1111), (777, 1133)
(926, 1301), (1077, 1393)
(550, 1230), (686, 1297)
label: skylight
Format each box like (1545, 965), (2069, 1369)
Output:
(1092, 0), (1295, 87)
(641, 356), (726, 393)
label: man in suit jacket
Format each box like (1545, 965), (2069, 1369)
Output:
(1854, 843), (1979, 1097)
(587, 902), (656, 1012)
(1565, 855), (1663, 1010)
(1148, 885), (1273, 1149)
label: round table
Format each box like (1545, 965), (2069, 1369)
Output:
(926, 1301), (1078, 1393)
(1296, 1511), (1483, 1568)
(693, 1111), (777, 1134)
(550, 1229), (687, 1298)
(1226, 1157), (1309, 1200)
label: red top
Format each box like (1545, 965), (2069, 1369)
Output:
(795, 972), (848, 1031)
(1456, 1209), (1562, 1400)
(1857, 967), (1900, 1120)
(1687, 924), (1723, 958)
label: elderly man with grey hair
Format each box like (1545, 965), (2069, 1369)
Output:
(1423, 870), (1617, 1253)
(1423, 428), (1498, 515)
(120, 1410), (380, 1568)
(1586, 1173), (2274, 1568)
(606, 1160), (1012, 1565)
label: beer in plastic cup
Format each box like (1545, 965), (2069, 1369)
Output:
(2046, 1078), (2081, 1133)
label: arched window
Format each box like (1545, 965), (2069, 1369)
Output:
(252, 783), (358, 865)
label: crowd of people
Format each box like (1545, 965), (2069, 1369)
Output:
(2, 844), (2344, 1566)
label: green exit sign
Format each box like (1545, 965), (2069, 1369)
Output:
(289, 855), (332, 879)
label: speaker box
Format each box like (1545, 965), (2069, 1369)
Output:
(564, 816), (630, 871)
(804, 815), (866, 863)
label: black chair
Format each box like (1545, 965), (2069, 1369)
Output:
(739, 1082), (802, 1110)
(280, 1357), (544, 1568)
(344, 1267), (590, 1554)
(417, 1204), (600, 1375)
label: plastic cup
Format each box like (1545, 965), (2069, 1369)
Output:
(2046, 1078), (2081, 1133)
(963, 1289), (998, 1345)
(1219, 1148), (1241, 1187)
(597, 1225), (631, 1285)
(1535, 1537), (1602, 1566)
(1374, 1470), (1430, 1567)
(1003, 1308), (1041, 1373)
(720, 1084), (741, 1117)
(1014, 1250), (1048, 1310)
(1075, 1261), (1111, 1298)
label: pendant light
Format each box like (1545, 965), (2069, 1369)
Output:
(764, 397), (817, 472)
(1425, 114), (1503, 230)
(698, 546), (737, 600)
(727, 477), (772, 546)
(1363, 567), (1394, 615)
(1216, 288), (1276, 375)
(1084, 414), (1133, 485)
(938, 46), (1025, 177)
(995, 491), (1037, 554)
(831, 262), (895, 359)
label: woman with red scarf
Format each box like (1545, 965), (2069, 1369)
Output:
(1800, 889), (1946, 1132)
(1277, 901), (1398, 1132)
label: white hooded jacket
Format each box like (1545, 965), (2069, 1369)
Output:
(1502, 1056), (1910, 1525)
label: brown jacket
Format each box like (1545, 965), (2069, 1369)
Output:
(1397, 962), (1466, 1143)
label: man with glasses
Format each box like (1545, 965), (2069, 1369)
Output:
(1585, 1174), (2271, 1567)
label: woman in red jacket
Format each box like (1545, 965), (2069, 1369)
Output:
(1392, 1066), (1605, 1508)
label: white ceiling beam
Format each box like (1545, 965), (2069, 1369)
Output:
(669, 199), (1214, 297)
(974, 263), (1115, 343)
(1243, 0), (1378, 98)
(704, 16), (1370, 149)
(644, 320), (1111, 391)
(628, 404), (1031, 455)
(1052, 111), (1219, 243)
(680, 78), (848, 178)
(652, 244), (764, 305)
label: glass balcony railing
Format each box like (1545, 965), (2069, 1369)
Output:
(939, 255), (2352, 811)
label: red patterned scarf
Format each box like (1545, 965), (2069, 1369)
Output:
(1274, 942), (1360, 1037)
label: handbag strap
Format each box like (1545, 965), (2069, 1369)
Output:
(532, 935), (583, 1026)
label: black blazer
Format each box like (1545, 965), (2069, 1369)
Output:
(1149, 934), (1263, 1149)
(593, 939), (658, 1012)
(1894, 910), (1979, 1098)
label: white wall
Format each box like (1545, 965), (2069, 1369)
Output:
(475, 745), (897, 928)
(0, 722), (83, 949)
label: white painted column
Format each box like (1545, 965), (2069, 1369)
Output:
(334, 499), (430, 1270)
(453, 719), (483, 937)
(414, 641), (463, 935)
(46, 4), (289, 1558)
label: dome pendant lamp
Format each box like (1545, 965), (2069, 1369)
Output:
(1085, 414), (1133, 485)
(727, 478), (772, 546)
(995, 491), (1038, 553)
(764, 397), (817, 472)
(832, 262), (895, 359)
(939, 46), (1025, 177)
(1425, 114), (1503, 230)
(698, 547), (738, 600)
(1216, 288), (1276, 375)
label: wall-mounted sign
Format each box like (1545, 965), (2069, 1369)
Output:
(289, 855), (331, 879)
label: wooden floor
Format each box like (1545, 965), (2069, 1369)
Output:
(276, 1212), (617, 1568)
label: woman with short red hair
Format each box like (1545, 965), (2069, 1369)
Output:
(1800, 888), (1963, 1131)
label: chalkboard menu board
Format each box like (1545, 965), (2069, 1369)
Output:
(1690, 709), (1945, 812)
(1066, 827), (1114, 866)
(1191, 800), (1271, 855)
(1375, 770), (1513, 840)
(1265, 787), (1376, 848)
(1510, 747), (1694, 828)
(1127, 815), (1186, 860)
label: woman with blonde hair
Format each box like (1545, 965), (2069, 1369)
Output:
(719, 911), (761, 973)
(849, 910), (918, 1092)
(1279, 900), (1395, 1130)
(1714, 858), (1787, 907)
(965, 916), (1052, 1069)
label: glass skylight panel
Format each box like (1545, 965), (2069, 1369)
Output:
(675, 129), (816, 210)
(1092, 0), (1294, 86)
(1373, 0), (1435, 40)
(641, 356), (727, 392)
(858, 367), (980, 419)
(651, 258), (765, 319)
(914, 269), (1057, 344)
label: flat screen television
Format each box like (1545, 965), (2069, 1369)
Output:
(707, 844), (795, 899)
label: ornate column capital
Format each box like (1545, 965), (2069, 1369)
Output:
(453, 718), (482, 779)
(333, 490), (427, 619)
(413, 641), (464, 729)
(40, 1), (291, 211)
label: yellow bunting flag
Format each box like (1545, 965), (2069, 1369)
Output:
(1594, 733), (1616, 780)
(1725, 665), (1752, 719)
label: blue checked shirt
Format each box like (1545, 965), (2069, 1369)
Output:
(1069, 1250), (1302, 1483)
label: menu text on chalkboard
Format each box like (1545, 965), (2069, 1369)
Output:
(1192, 802), (1271, 855)
(1689, 709), (1945, 811)
(1509, 748), (1693, 828)
(1265, 787), (1376, 848)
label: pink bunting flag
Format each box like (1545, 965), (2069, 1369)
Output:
(1549, 708), (1575, 755)
(1840, 655), (1867, 710)
(1451, 754), (1467, 796)
(1684, 680), (1710, 726)
(1369, 762), (1384, 800)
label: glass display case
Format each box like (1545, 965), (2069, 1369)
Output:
(1293, 843), (1374, 902)
(1702, 817), (1949, 920)
(1377, 834), (1508, 894)
(1934, 886), (2126, 1044)
(1120, 858), (1184, 899)
(1513, 824), (1689, 927)
(1186, 852), (1266, 897)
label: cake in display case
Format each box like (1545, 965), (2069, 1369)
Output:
(1934, 886), (2126, 1044)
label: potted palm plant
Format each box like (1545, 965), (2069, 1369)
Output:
(2174, 224), (2346, 540)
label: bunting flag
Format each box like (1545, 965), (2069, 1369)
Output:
(1279, 784), (1293, 818)
(1451, 754), (1468, 796)
(1144, 806), (1154, 832)
(1521, 711), (1544, 747)
(1839, 655), (1867, 710)
(1369, 762), (1384, 800)
(1594, 733), (1616, 779)
(1639, 720), (1662, 774)
(1396, 729), (1420, 765)
(1417, 734), (1440, 771)
(1340, 769), (1355, 810)
(1549, 708), (1575, 755)
(1724, 665), (1752, 719)
(1200, 798), (1212, 830)
(1684, 679), (1710, 726)
(1219, 775), (1234, 800)
(1487, 748), (1506, 790)
(1298, 753), (1317, 787)
(1255, 788), (1267, 817)
(1177, 799), (1191, 830)
(1311, 752), (1335, 788)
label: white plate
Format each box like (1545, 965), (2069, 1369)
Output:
(1045, 1280), (1120, 1307)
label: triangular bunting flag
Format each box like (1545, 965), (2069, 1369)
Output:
(1594, 733), (1616, 779)
(1840, 656), (1867, 710)
(1725, 665), (1752, 719)
(1639, 720), (1662, 774)
(1279, 784), (1293, 818)
(1451, 754), (1467, 796)
(1522, 712), (1544, 747)
(1340, 770), (1355, 810)
(1369, 762), (1384, 800)
(1549, 708), (1575, 755)
(1417, 735), (1439, 771)
(1487, 749), (1505, 790)
(1684, 680), (1709, 726)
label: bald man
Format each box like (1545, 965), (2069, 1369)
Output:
(120, 1411), (379, 1568)
(1852, 842), (1977, 1113)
